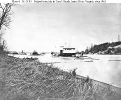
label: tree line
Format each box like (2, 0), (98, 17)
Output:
(84, 41), (121, 54)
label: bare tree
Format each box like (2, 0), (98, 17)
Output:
(0, 3), (15, 29)
(0, 3), (15, 52)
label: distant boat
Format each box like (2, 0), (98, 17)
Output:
(10, 51), (18, 54)
(19, 52), (27, 55)
(59, 47), (76, 57)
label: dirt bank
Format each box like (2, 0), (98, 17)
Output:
(0, 54), (121, 100)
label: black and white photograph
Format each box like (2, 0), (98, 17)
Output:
(0, 2), (121, 100)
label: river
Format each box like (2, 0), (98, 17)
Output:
(11, 54), (121, 88)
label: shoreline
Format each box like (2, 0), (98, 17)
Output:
(0, 55), (121, 100)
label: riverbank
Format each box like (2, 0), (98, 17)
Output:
(0, 54), (121, 100)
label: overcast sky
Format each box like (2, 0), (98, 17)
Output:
(3, 3), (121, 52)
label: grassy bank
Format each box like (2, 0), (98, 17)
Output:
(0, 55), (121, 100)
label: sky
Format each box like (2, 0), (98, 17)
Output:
(3, 3), (121, 52)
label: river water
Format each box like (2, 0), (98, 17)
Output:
(11, 54), (121, 88)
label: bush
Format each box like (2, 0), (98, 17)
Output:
(0, 45), (6, 54)
(32, 51), (38, 55)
